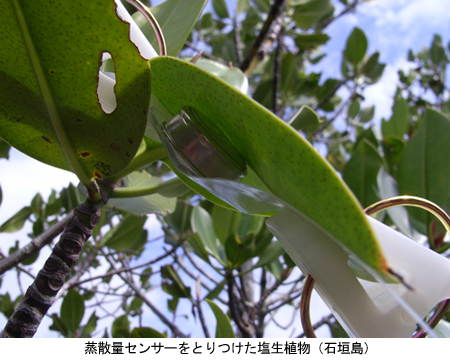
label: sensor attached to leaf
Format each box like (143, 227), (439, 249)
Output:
(149, 106), (247, 180)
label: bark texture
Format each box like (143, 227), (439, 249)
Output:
(0, 201), (100, 338)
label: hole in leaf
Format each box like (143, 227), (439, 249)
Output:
(97, 52), (117, 114)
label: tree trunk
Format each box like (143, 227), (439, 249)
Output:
(0, 201), (100, 338)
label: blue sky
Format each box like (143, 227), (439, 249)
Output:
(1, 0), (450, 337)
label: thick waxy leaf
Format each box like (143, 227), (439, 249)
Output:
(0, 0), (150, 180)
(133, 0), (208, 56)
(398, 109), (450, 228)
(149, 56), (389, 276)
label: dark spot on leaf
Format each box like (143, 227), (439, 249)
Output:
(128, 138), (134, 144)
(94, 171), (102, 178)
(126, 152), (130, 157)
(78, 151), (91, 158)
(110, 144), (121, 151)
(76, 118), (82, 122)
(42, 136), (51, 143)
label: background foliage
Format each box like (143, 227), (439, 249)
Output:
(1, 0), (450, 338)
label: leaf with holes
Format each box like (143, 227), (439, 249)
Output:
(0, 0), (150, 182)
(149, 56), (391, 278)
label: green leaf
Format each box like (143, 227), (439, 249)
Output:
(288, 105), (322, 132)
(111, 315), (130, 338)
(211, 205), (241, 244)
(398, 110), (450, 227)
(361, 52), (385, 83)
(60, 289), (85, 336)
(206, 299), (236, 338)
(205, 279), (227, 300)
(292, 0), (335, 30)
(253, 241), (285, 269)
(161, 265), (192, 299)
(382, 89), (409, 139)
(0, 139), (11, 159)
(429, 34), (448, 66)
(49, 313), (69, 337)
(342, 140), (383, 208)
(212, 0), (229, 18)
(343, 27), (368, 68)
(79, 312), (99, 338)
(107, 171), (177, 216)
(133, 0), (208, 56)
(130, 327), (166, 338)
(191, 206), (223, 263)
(225, 233), (255, 267)
(0, 206), (32, 233)
(358, 106), (375, 124)
(149, 56), (392, 277)
(0, 0), (151, 180)
(294, 33), (330, 49)
(195, 59), (248, 94)
(100, 214), (147, 251)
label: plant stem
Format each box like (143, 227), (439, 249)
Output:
(110, 177), (182, 198)
(105, 144), (167, 184)
(0, 200), (101, 338)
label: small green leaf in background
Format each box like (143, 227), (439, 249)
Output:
(212, 0), (229, 18)
(111, 315), (130, 338)
(361, 52), (385, 84)
(343, 139), (383, 208)
(107, 171), (177, 216)
(358, 106), (375, 124)
(343, 27), (368, 68)
(162, 265), (192, 299)
(288, 105), (322, 132)
(397, 109), (450, 229)
(79, 312), (99, 338)
(133, 0), (208, 56)
(429, 34), (448, 66)
(191, 206), (223, 263)
(294, 33), (330, 49)
(60, 289), (85, 336)
(130, 327), (166, 338)
(195, 58), (248, 94)
(100, 214), (147, 251)
(206, 299), (236, 338)
(292, 0), (335, 30)
(211, 204), (241, 244)
(382, 88), (409, 139)
(0, 206), (32, 233)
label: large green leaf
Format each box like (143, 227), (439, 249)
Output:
(397, 109), (450, 227)
(133, 0), (208, 56)
(149, 56), (390, 277)
(0, 0), (150, 181)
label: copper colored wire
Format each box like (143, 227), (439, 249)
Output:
(301, 196), (450, 338)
